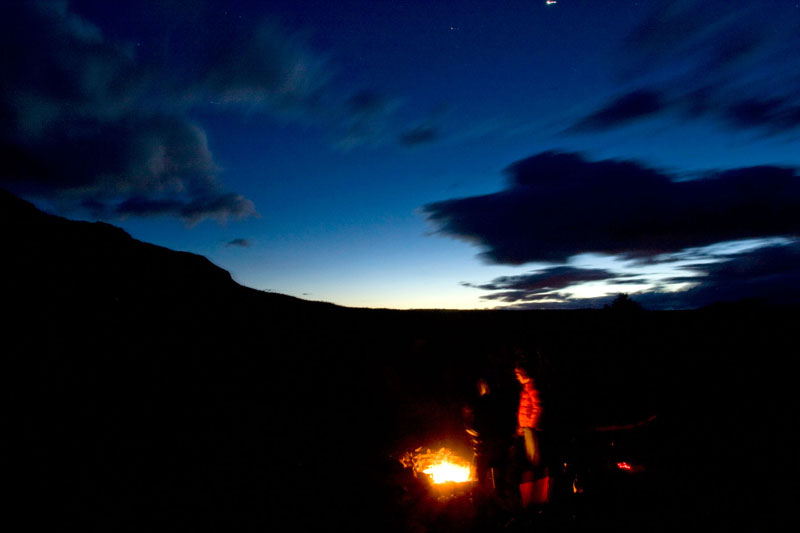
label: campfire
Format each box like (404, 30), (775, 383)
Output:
(400, 447), (474, 485)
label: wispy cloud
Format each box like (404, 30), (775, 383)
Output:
(461, 266), (614, 302)
(568, 90), (665, 132)
(568, 1), (800, 135)
(461, 239), (800, 310)
(334, 91), (401, 150)
(225, 238), (252, 248)
(399, 124), (439, 147)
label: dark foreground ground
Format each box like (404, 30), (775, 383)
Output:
(4, 189), (798, 531)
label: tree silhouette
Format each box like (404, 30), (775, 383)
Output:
(606, 293), (644, 312)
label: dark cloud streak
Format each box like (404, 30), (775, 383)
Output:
(463, 266), (612, 297)
(636, 241), (800, 309)
(225, 238), (252, 248)
(423, 151), (800, 265)
(462, 266), (618, 304)
(336, 91), (399, 150)
(399, 125), (438, 147)
(570, 1), (800, 135)
(569, 90), (664, 132)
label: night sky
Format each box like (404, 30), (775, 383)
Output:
(4, 0), (800, 309)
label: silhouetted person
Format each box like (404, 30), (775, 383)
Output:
(464, 377), (516, 529)
(465, 378), (514, 499)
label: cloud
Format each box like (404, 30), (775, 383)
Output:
(569, 90), (665, 132)
(495, 295), (618, 311)
(0, 2), (340, 223)
(1, 107), (256, 224)
(398, 103), (449, 147)
(399, 125), (439, 147)
(461, 237), (800, 310)
(462, 266), (614, 302)
(722, 97), (800, 132)
(572, 89), (800, 136)
(334, 91), (400, 150)
(347, 91), (392, 116)
(621, 1), (765, 75)
(186, 19), (331, 114)
(115, 191), (256, 226)
(225, 238), (252, 248)
(423, 151), (800, 265)
(335, 92), (447, 150)
(569, 1), (800, 135)
(0, 3), (143, 131)
(635, 240), (800, 309)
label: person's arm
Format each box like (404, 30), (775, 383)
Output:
(523, 385), (542, 429)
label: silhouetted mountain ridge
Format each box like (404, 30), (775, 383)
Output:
(2, 187), (330, 314)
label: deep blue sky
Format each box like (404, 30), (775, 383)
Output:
(4, 1), (800, 309)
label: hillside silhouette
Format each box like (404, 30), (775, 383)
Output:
(3, 188), (797, 531)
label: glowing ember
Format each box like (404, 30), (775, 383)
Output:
(615, 461), (645, 473)
(400, 447), (474, 485)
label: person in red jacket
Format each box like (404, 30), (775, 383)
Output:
(515, 363), (542, 467)
(514, 361), (550, 510)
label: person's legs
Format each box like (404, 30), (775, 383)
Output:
(522, 428), (539, 467)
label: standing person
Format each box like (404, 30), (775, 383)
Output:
(515, 364), (542, 468)
(514, 361), (548, 509)
(465, 378), (514, 499)
(464, 377), (516, 528)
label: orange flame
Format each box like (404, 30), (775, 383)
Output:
(401, 447), (474, 484)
